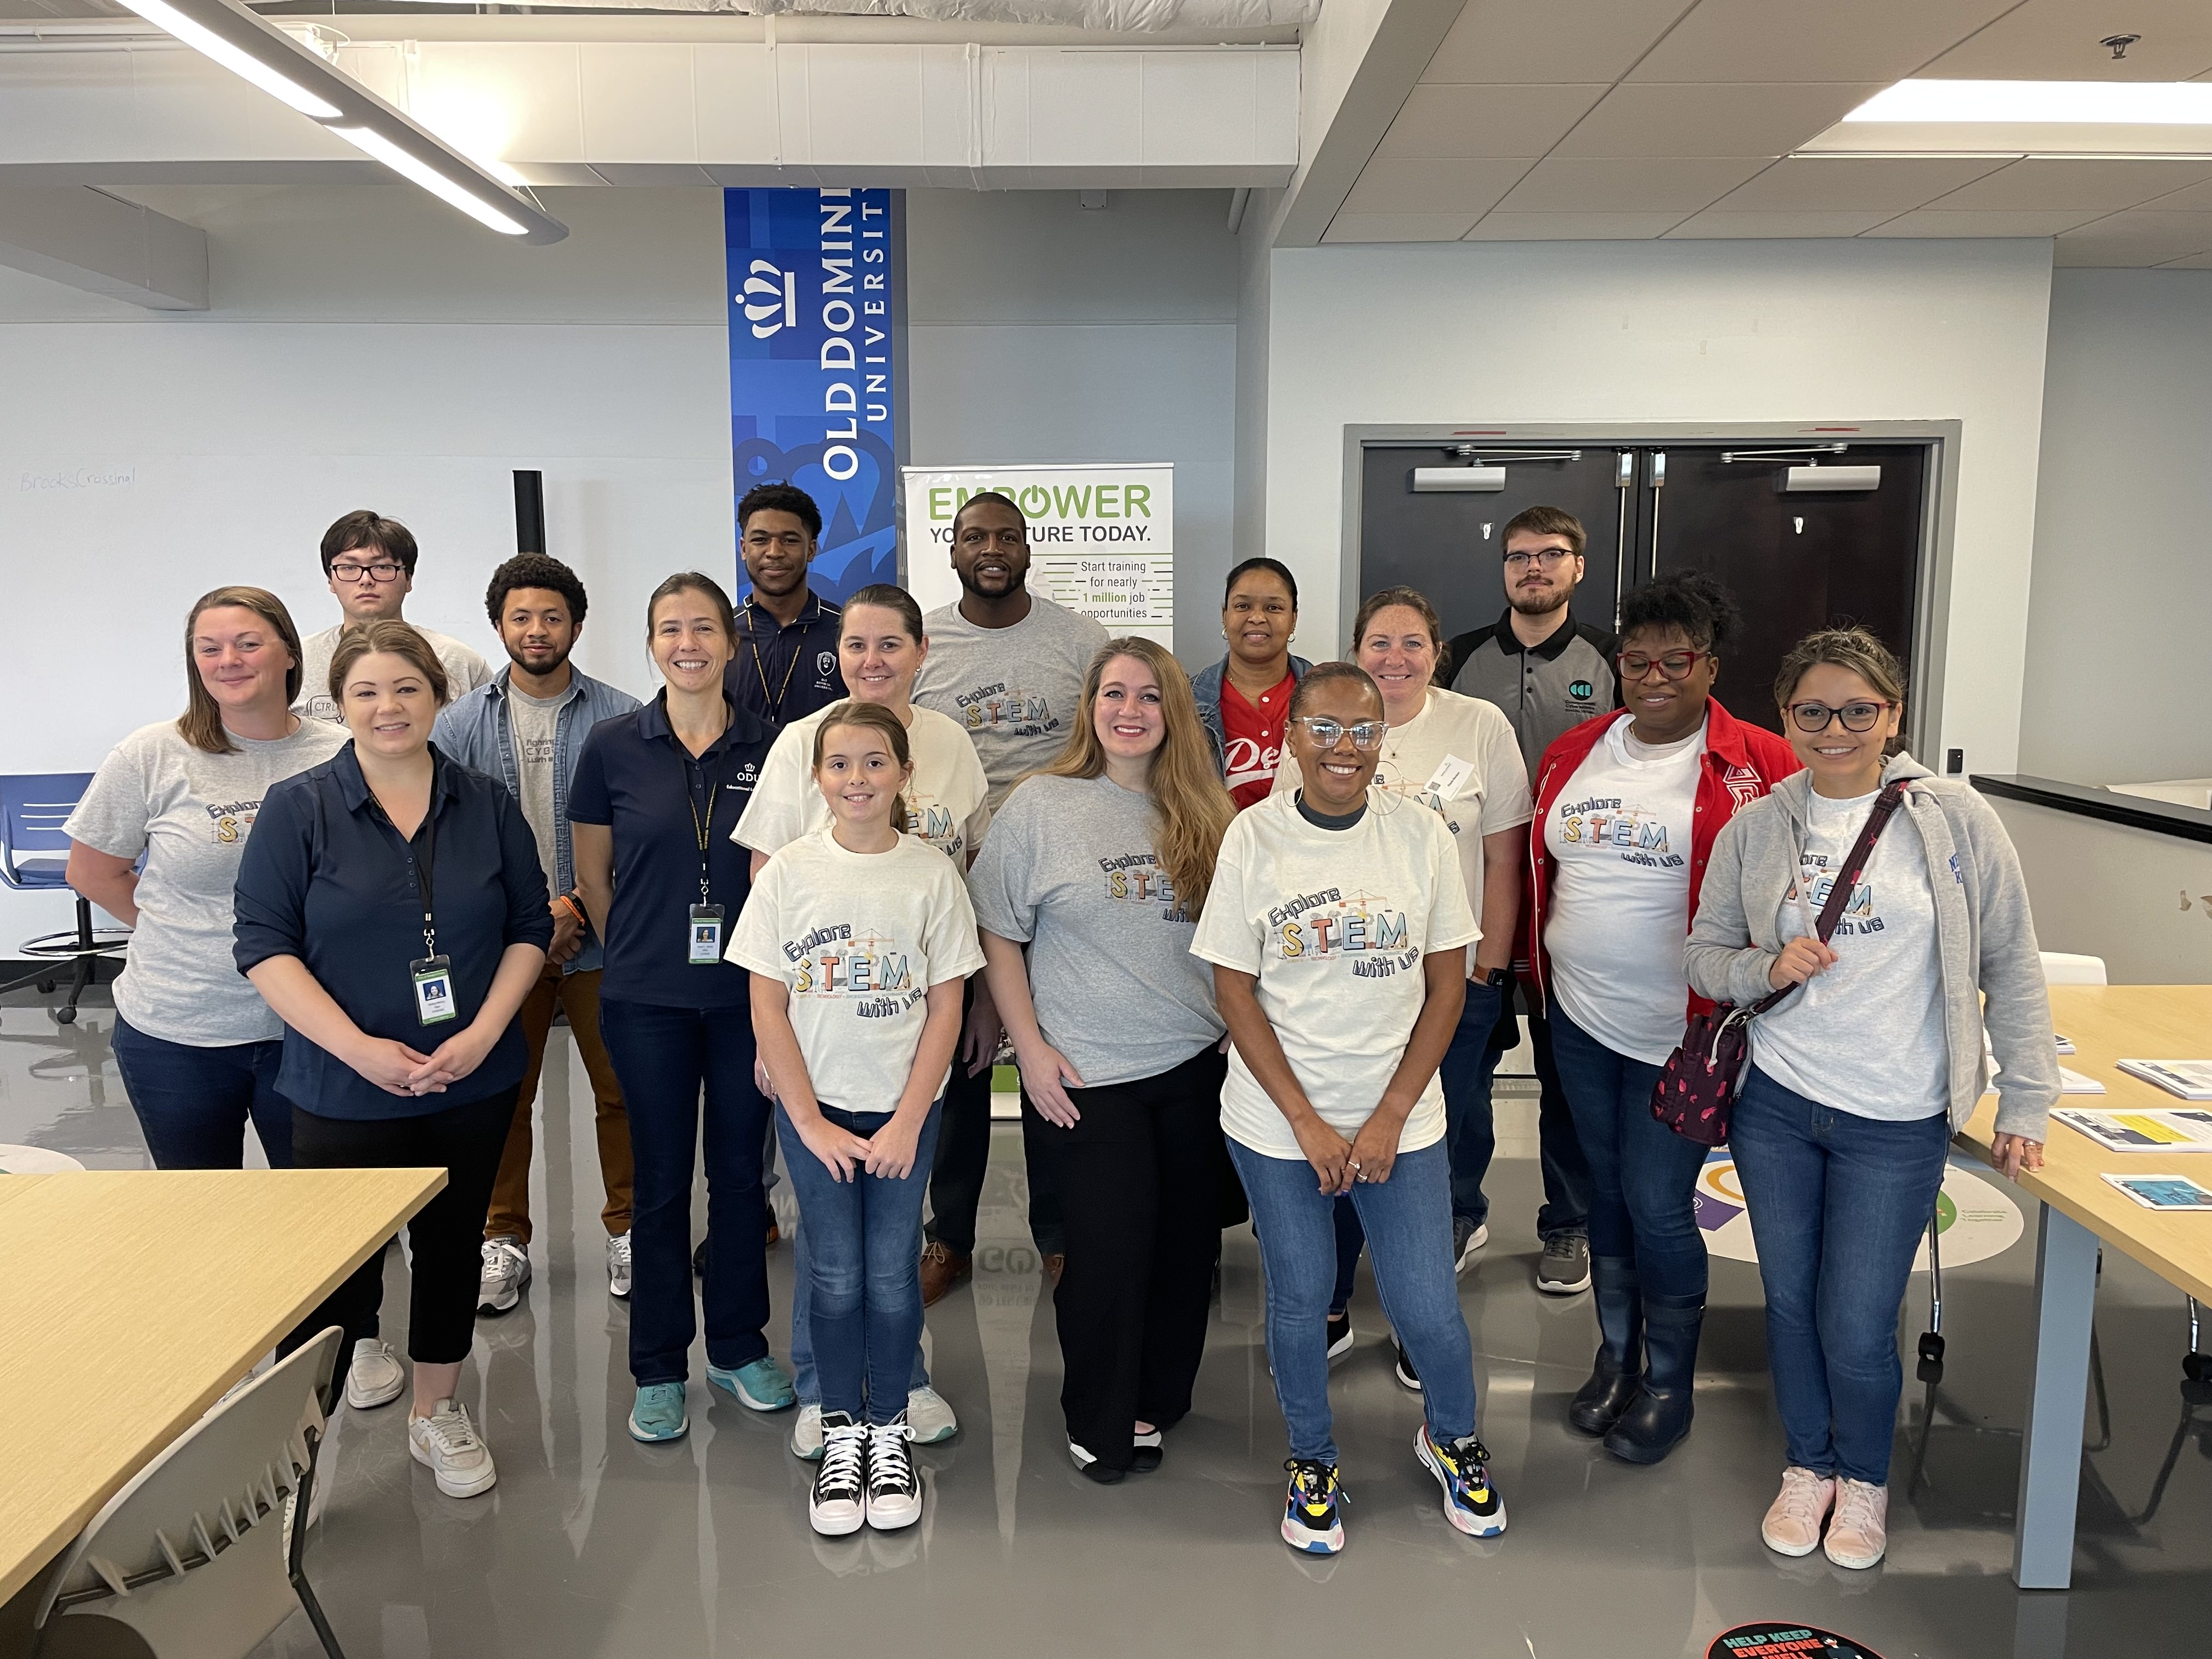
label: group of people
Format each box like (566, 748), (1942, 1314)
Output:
(64, 486), (2059, 1568)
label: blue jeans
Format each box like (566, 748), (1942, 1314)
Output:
(778, 1102), (942, 1425)
(790, 1218), (930, 1406)
(1548, 1006), (1711, 1302)
(1730, 1066), (1950, 1485)
(1232, 1138), (1476, 1466)
(599, 998), (773, 1386)
(111, 1017), (294, 1169)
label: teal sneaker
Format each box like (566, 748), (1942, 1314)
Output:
(709, 1355), (796, 1412)
(628, 1381), (689, 1442)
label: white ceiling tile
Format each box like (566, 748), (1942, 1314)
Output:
(1664, 209), (1897, 238)
(1464, 210), (1690, 239)
(2055, 236), (2208, 266)
(1927, 157), (2212, 211)
(1498, 155), (1764, 211)
(2128, 176), (2212, 211)
(1421, 0), (1695, 85)
(1552, 82), (1892, 159)
(1322, 212), (1481, 243)
(1921, 0), (2212, 82)
(2153, 249), (2212, 267)
(1341, 156), (1536, 216)
(1627, 0), (2018, 84)
(1862, 207), (2111, 236)
(1711, 156), (2010, 210)
(1375, 83), (1608, 159)
(2059, 208), (2212, 256)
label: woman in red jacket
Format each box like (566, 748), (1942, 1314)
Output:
(1523, 572), (1799, 1464)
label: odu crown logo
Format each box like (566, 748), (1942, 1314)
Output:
(741, 259), (798, 339)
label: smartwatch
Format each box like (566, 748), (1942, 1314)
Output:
(1481, 966), (1513, 991)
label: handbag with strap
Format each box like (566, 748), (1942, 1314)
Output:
(1650, 780), (1908, 1147)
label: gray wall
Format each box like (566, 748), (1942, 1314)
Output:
(904, 188), (1240, 659)
(2022, 269), (2212, 786)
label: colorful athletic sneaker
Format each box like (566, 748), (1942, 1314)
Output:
(1415, 1425), (1507, 1538)
(1282, 1458), (1346, 1554)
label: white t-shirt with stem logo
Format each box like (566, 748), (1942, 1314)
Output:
(1190, 792), (1479, 1160)
(730, 826), (987, 1115)
(731, 703), (992, 865)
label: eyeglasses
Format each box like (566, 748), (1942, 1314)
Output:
(1618, 650), (1708, 681)
(743, 530), (810, 552)
(1293, 715), (1389, 751)
(1502, 548), (1575, 571)
(1788, 700), (1893, 733)
(329, 560), (404, 584)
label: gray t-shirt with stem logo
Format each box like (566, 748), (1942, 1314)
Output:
(913, 594), (1109, 809)
(966, 774), (1223, 1088)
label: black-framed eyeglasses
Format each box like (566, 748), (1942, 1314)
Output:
(1618, 650), (1708, 681)
(1503, 547), (1575, 571)
(329, 560), (404, 584)
(1293, 715), (1388, 751)
(1788, 700), (1892, 733)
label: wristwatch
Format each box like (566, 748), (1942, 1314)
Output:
(1481, 966), (1513, 990)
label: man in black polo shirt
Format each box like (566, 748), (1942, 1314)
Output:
(1440, 504), (1618, 1297)
(725, 482), (844, 731)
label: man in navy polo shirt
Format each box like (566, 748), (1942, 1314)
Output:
(726, 482), (844, 731)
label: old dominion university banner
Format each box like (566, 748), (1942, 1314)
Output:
(724, 189), (905, 604)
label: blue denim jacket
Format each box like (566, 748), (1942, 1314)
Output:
(1189, 653), (1312, 776)
(433, 665), (641, 974)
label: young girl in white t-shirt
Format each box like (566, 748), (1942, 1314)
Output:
(731, 701), (984, 1537)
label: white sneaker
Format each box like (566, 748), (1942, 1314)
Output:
(408, 1399), (498, 1498)
(790, 1402), (827, 1462)
(906, 1385), (958, 1444)
(1824, 1478), (1889, 1570)
(344, 1339), (404, 1410)
(866, 1417), (923, 1531)
(477, 1237), (530, 1315)
(810, 1413), (868, 1536)
(1760, 1466), (1836, 1557)
(606, 1231), (633, 1300)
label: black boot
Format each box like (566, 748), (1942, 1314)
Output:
(1568, 1256), (1643, 1435)
(1604, 1293), (1701, 1464)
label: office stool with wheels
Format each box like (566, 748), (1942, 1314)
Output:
(0, 771), (131, 1024)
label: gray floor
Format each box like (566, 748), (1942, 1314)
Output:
(5, 989), (2208, 1659)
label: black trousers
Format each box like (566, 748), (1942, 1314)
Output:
(924, 979), (1064, 1256)
(281, 1087), (517, 1391)
(1030, 1043), (1231, 1471)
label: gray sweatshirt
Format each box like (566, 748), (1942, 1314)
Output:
(1684, 752), (2058, 1140)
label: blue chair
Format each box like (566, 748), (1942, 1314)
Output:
(0, 772), (131, 1026)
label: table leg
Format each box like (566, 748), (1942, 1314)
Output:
(2012, 1202), (2098, 1590)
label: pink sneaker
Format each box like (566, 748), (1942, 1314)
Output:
(1824, 1479), (1888, 1569)
(1760, 1466), (1835, 1557)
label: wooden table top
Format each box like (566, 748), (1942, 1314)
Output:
(1957, 984), (2212, 1305)
(0, 1167), (443, 1606)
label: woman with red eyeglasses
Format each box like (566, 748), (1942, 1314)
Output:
(1522, 572), (1798, 1467)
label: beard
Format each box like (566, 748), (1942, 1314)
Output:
(506, 640), (573, 674)
(1507, 584), (1570, 618)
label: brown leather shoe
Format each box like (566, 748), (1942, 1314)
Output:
(1043, 1253), (1065, 1287)
(919, 1240), (971, 1307)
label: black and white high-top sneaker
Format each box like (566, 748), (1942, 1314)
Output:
(865, 1413), (923, 1531)
(809, 1413), (868, 1536)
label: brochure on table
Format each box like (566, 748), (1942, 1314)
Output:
(2053, 1106), (2212, 1154)
(2102, 1172), (2212, 1211)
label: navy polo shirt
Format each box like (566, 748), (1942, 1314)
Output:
(233, 743), (554, 1121)
(569, 691), (774, 1009)
(723, 592), (844, 731)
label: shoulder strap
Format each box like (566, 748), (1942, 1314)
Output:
(1744, 779), (1908, 1017)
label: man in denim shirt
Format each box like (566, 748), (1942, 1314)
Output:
(435, 553), (642, 1313)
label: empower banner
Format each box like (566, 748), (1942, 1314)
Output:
(725, 188), (904, 605)
(901, 464), (1174, 647)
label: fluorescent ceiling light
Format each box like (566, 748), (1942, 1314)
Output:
(1846, 80), (2212, 126)
(119, 0), (341, 120)
(326, 126), (531, 236)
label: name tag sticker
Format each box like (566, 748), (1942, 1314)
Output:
(410, 956), (458, 1026)
(689, 903), (726, 966)
(1423, 753), (1475, 799)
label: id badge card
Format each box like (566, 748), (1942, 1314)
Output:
(410, 955), (458, 1026)
(688, 903), (726, 966)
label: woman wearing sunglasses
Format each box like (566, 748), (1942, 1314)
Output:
(1686, 627), (2054, 1570)
(1193, 663), (1503, 1555)
(1523, 572), (1798, 1467)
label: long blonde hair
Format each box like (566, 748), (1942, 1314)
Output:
(1036, 637), (1235, 918)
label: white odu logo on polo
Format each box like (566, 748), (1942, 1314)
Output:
(742, 260), (797, 338)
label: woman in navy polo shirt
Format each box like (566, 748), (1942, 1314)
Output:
(571, 572), (791, 1444)
(236, 620), (551, 1500)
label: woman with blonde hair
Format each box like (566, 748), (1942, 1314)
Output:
(67, 586), (346, 1170)
(968, 636), (1238, 1480)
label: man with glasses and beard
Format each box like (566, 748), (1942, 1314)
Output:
(1438, 505), (1618, 1300)
(725, 482), (844, 732)
(294, 510), (492, 721)
(911, 490), (1109, 1304)
(435, 553), (642, 1317)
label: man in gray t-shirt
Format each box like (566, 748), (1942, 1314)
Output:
(907, 491), (1107, 1300)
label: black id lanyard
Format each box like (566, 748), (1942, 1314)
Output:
(373, 785), (456, 1026)
(682, 735), (729, 966)
(744, 603), (804, 724)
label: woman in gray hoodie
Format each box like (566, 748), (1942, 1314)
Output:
(1685, 627), (2056, 1575)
